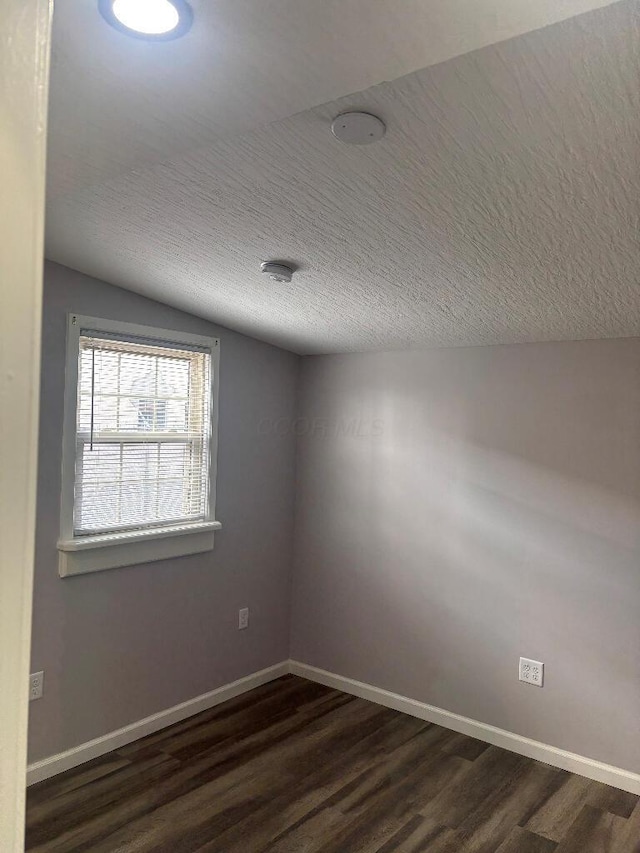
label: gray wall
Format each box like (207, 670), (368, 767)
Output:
(31, 282), (640, 776)
(29, 261), (299, 762)
(291, 340), (640, 773)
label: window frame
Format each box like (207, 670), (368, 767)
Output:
(58, 314), (221, 577)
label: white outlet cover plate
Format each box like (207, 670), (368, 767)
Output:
(519, 657), (544, 687)
(29, 671), (44, 701)
(238, 608), (249, 630)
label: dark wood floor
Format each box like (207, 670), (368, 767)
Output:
(26, 675), (640, 852)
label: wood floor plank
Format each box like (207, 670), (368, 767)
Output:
(586, 782), (639, 819)
(404, 825), (465, 853)
(523, 773), (594, 841)
(82, 701), (399, 852)
(26, 753), (178, 833)
(452, 761), (563, 853)
(494, 826), (558, 853)
(294, 747), (468, 852)
(115, 676), (330, 761)
(266, 726), (538, 853)
(612, 799), (640, 853)
(372, 816), (454, 853)
(191, 715), (437, 853)
(553, 805), (628, 853)
(26, 753), (132, 805)
(25, 676), (639, 853)
(440, 733), (490, 762)
(418, 745), (527, 829)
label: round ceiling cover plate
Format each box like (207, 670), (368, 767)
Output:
(331, 112), (386, 145)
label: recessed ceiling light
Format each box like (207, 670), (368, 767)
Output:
(98, 0), (193, 41)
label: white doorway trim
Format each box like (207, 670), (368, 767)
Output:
(0, 0), (51, 849)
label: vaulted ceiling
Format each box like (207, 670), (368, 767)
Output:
(45, 0), (638, 353)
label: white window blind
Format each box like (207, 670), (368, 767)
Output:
(74, 332), (212, 536)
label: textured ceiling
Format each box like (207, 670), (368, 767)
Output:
(47, 0), (618, 192)
(46, 0), (639, 354)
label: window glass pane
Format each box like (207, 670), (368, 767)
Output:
(159, 443), (188, 479)
(79, 444), (120, 483)
(76, 481), (120, 530)
(165, 399), (188, 432)
(119, 481), (159, 527)
(77, 396), (118, 433)
(73, 332), (212, 536)
(94, 350), (120, 395)
(117, 397), (140, 431)
(157, 357), (190, 397)
(119, 352), (156, 396)
(157, 479), (185, 519)
(121, 443), (158, 481)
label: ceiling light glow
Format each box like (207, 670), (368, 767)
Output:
(99, 0), (193, 40)
(112, 0), (179, 34)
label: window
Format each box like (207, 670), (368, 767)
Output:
(58, 315), (220, 576)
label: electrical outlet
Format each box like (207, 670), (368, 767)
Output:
(29, 671), (44, 701)
(519, 657), (544, 687)
(238, 607), (249, 630)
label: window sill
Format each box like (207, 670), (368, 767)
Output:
(57, 521), (222, 577)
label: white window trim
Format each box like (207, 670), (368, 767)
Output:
(58, 314), (221, 577)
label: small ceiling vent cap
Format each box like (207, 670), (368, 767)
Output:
(331, 112), (386, 145)
(261, 262), (294, 283)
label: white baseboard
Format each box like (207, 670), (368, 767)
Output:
(27, 659), (640, 796)
(290, 660), (640, 796)
(26, 661), (289, 786)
